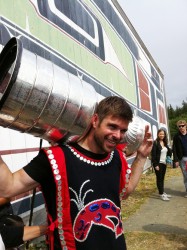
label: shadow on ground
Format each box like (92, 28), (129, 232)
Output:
(143, 223), (187, 235)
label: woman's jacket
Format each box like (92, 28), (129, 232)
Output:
(151, 140), (172, 168)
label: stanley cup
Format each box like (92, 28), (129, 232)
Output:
(0, 37), (103, 142)
(0, 37), (145, 148)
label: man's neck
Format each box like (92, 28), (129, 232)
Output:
(78, 137), (106, 154)
(78, 139), (91, 151)
(180, 130), (187, 135)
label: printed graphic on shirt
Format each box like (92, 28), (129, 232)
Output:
(70, 180), (123, 242)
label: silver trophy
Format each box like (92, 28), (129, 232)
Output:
(0, 37), (103, 143)
(0, 37), (145, 149)
(123, 116), (145, 154)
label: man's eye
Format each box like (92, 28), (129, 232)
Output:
(121, 129), (128, 134)
(109, 125), (116, 130)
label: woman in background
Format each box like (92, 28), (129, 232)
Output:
(151, 129), (172, 201)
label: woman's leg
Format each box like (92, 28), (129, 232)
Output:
(160, 163), (166, 193)
(154, 167), (163, 194)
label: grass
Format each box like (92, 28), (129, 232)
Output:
(121, 167), (158, 220)
(125, 231), (187, 250)
(121, 166), (180, 219)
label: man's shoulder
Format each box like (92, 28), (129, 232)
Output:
(43, 144), (67, 151)
(173, 132), (180, 139)
(115, 148), (128, 161)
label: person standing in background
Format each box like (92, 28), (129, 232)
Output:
(172, 120), (187, 198)
(0, 197), (25, 249)
(0, 197), (47, 249)
(151, 129), (172, 201)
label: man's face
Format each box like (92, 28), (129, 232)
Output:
(93, 114), (129, 153)
(178, 124), (186, 133)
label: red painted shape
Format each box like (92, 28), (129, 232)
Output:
(137, 66), (151, 112)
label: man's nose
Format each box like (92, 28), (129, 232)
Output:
(113, 130), (121, 139)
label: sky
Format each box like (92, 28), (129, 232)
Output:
(117, 0), (187, 108)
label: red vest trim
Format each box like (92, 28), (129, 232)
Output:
(43, 146), (76, 250)
(117, 149), (131, 199)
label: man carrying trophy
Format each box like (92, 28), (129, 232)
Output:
(0, 95), (152, 250)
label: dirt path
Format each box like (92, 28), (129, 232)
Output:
(123, 175), (187, 249)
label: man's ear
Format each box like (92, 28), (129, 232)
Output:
(92, 114), (99, 128)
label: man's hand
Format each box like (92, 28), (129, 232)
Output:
(137, 125), (153, 158)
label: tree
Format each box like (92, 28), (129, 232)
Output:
(167, 104), (175, 119)
(167, 100), (187, 138)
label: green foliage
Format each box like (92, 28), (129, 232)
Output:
(167, 100), (187, 138)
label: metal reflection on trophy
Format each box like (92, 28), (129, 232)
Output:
(123, 116), (145, 154)
(0, 37), (145, 151)
(0, 37), (103, 142)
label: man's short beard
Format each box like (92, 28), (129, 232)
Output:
(93, 133), (105, 153)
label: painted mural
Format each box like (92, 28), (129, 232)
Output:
(0, 0), (168, 215)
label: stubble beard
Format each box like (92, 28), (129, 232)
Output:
(94, 132), (117, 154)
(93, 133), (109, 154)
